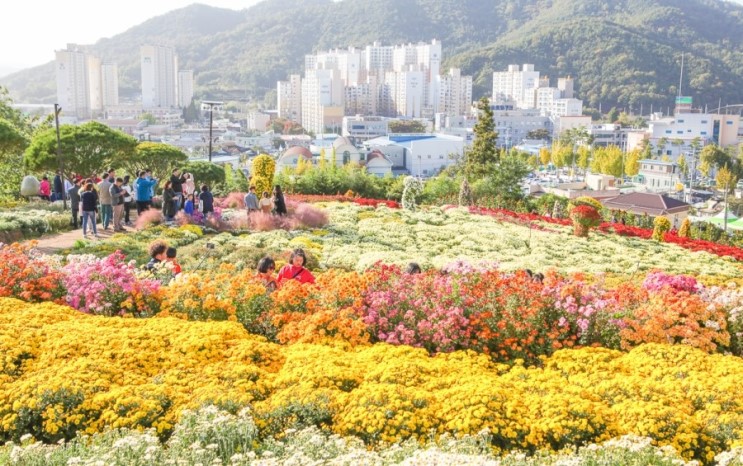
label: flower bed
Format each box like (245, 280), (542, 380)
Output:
(0, 298), (741, 463)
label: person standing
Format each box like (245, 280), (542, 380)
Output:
(273, 185), (287, 216)
(170, 169), (186, 211)
(53, 172), (64, 202)
(98, 172), (113, 230)
(259, 191), (273, 213)
(244, 185), (259, 218)
(135, 171), (158, 214)
(199, 185), (214, 216)
(110, 177), (126, 232)
(122, 175), (133, 225)
(80, 182), (99, 239)
(183, 173), (195, 199)
(68, 179), (81, 228)
(162, 181), (177, 221)
(39, 176), (51, 201)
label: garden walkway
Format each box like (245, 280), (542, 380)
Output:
(32, 212), (140, 254)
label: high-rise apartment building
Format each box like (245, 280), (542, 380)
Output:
(55, 44), (91, 119)
(301, 69), (344, 134)
(101, 63), (119, 107)
(492, 64), (540, 109)
(278, 74), (302, 124)
(436, 68), (472, 116)
(87, 55), (103, 114)
(178, 70), (194, 108)
(141, 45), (178, 109)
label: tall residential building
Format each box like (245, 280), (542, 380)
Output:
(301, 69), (344, 134)
(178, 70), (194, 108)
(492, 64), (540, 109)
(87, 55), (103, 114)
(55, 44), (91, 119)
(385, 70), (424, 118)
(436, 68), (472, 116)
(277, 74), (302, 123)
(101, 63), (119, 107)
(141, 45), (178, 109)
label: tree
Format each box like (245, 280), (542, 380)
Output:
(716, 165), (737, 194)
(0, 118), (27, 154)
(677, 155), (688, 178)
(0, 88), (33, 199)
(624, 149), (641, 177)
(466, 97), (499, 178)
(577, 146), (591, 170)
(24, 121), (137, 180)
(551, 141), (572, 168)
(181, 161), (225, 188)
(700, 145), (729, 177)
(590, 145), (623, 177)
(606, 107), (620, 123)
(251, 154), (275, 195)
(657, 137), (668, 158)
(487, 153), (530, 201)
(117, 142), (188, 181)
(141, 113), (157, 125)
(526, 128), (551, 141)
(539, 147), (551, 166)
(388, 120), (427, 133)
(183, 101), (200, 124)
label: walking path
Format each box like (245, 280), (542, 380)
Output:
(32, 211), (140, 254)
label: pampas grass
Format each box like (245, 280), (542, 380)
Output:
(134, 209), (164, 230)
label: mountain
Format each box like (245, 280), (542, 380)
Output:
(3, 0), (743, 112)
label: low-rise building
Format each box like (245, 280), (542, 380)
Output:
(602, 192), (690, 226)
(638, 159), (681, 192)
(363, 133), (464, 177)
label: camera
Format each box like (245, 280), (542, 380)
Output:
(206, 243), (215, 250)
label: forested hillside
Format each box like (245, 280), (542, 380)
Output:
(3, 0), (743, 111)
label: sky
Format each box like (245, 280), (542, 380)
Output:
(0, 1), (259, 73)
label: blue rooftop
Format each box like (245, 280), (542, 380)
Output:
(389, 135), (437, 143)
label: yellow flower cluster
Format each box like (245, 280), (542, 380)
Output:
(1, 298), (742, 463)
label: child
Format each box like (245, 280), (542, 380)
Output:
(166, 247), (182, 275)
(184, 193), (195, 215)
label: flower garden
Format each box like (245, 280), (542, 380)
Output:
(3, 198), (743, 465)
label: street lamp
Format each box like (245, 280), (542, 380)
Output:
(201, 101), (223, 162)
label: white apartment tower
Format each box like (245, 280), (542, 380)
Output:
(492, 64), (540, 109)
(87, 55), (103, 114)
(278, 74), (302, 124)
(437, 68), (472, 116)
(101, 63), (119, 107)
(141, 45), (178, 109)
(301, 69), (344, 134)
(55, 44), (91, 119)
(178, 70), (194, 108)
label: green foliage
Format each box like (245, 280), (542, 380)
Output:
(181, 161), (226, 189)
(24, 122), (137, 180)
(275, 164), (394, 199)
(480, 153), (530, 202)
(388, 120), (427, 133)
(118, 142), (188, 181)
(466, 97), (498, 178)
(222, 163), (250, 194)
(270, 118), (305, 135)
(590, 146), (624, 177)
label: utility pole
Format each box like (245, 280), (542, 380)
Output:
(724, 179), (730, 232)
(54, 104), (67, 210)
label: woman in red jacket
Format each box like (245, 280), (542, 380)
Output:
(277, 248), (315, 285)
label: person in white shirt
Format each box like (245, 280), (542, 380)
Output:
(122, 175), (134, 225)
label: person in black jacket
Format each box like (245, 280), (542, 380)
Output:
(53, 172), (64, 202)
(80, 182), (99, 238)
(170, 169), (186, 211)
(68, 179), (81, 228)
(273, 185), (287, 216)
(199, 185), (214, 219)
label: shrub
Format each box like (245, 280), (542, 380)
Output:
(570, 205), (602, 237)
(678, 218), (691, 238)
(0, 243), (66, 303)
(652, 216), (671, 242)
(251, 154), (275, 195)
(62, 252), (161, 316)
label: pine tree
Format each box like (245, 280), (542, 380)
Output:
(466, 97), (499, 179)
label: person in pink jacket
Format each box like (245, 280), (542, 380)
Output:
(39, 176), (51, 201)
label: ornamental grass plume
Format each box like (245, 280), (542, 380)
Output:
(134, 208), (164, 230)
(216, 192), (246, 209)
(62, 251), (161, 317)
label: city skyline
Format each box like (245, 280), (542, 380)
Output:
(0, 0), (260, 73)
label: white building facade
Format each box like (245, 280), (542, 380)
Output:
(277, 74), (302, 124)
(101, 63), (119, 107)
(178, 70), (194, 108)
(55, 44), (92, 120)
(141, 45), (178, 109)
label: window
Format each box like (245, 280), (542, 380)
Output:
(701, 131), (707, 135)
(677, 131), (683, 134)
(727, 121), (734, 125)
(665, 130), (672, 134)
(439, 155), (444, 159)
(428, 155), (432, 159)
(666, 150), (672, 155)
(701, 120), (708, 124)
(677, 119), (684, 123)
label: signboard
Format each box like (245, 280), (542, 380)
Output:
(675, 96), (693, 105)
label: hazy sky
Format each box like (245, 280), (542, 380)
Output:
(0, 1), (259, 71)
